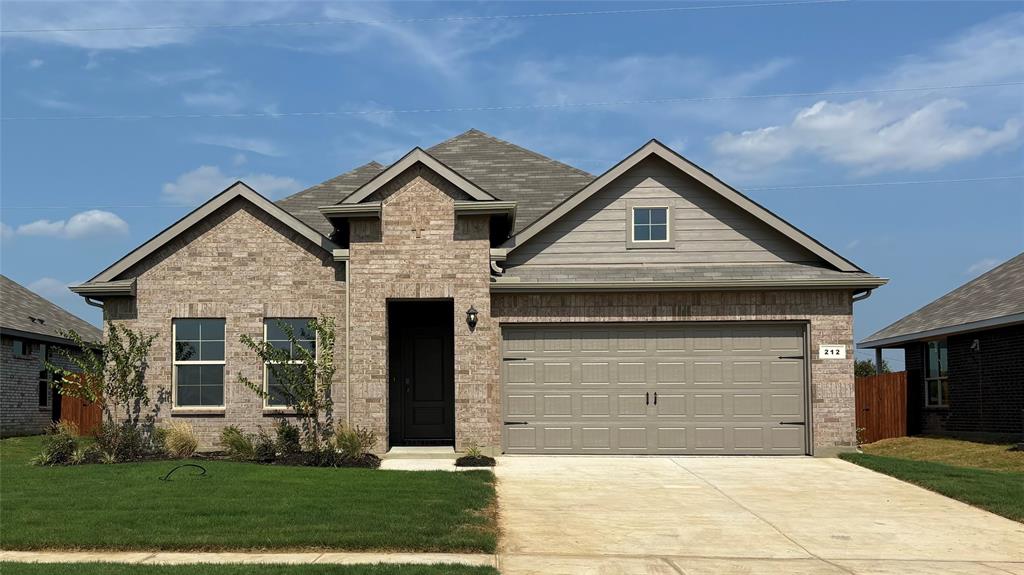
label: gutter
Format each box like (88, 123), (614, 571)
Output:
(858, 312), (1024, 349)
(490, 277), (889, 293)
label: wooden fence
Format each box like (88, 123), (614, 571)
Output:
(854, 371), (908, 444)
(58, 373), (103, 436)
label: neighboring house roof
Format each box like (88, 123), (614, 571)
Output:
(493, 263), (884, 292)
(84, 182), (341, 284)
(276, 161), (384, 236)
(0, 275), (102, 345)
(859, 252), (1024, 348)
(505, 139), (864, 273)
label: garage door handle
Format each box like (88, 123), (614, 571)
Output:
(653, 392), (658, 405)
(778, 355), (804, 360)
(504, 421), (529, 425)
(503, 356), (527, 361)
(646, 392), (649, 405)
(779, 421), (805, 425)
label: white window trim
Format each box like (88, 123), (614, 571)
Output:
(923, 340), (949, 408)
(263, 318), (317, 410)
(172, 319), (226, 409)
(626, 204), (673, 249)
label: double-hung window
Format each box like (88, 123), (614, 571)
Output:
(924, 340), (949, 407)
(264, 318), (316, 408)
(38, 369), (50, 408)
(173, 319), (225, 407)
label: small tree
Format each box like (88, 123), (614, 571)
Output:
(238, 317), (336, 450)
(855, 358), (891, 377)
(47, 323), (156, 427)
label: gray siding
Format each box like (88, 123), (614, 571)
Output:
(506, 157), (820, 268)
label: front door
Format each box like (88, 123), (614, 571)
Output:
(389, 301), (455, 446)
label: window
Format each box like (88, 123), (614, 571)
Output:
(38, 370), (50, 407)
(264, 318), (316, 408)
(632, 207), (669, 243)
(173, 319), (225, 407)
(924, 340), (949, 407)
(12, 339), (30, 357)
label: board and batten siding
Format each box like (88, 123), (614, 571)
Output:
(505, 156), (820, 267)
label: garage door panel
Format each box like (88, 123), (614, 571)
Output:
(502, 323), (807, 455)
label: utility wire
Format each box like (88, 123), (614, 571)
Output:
(0, 0), (849, 34)
(3, 80), (1022, 122)
(3, 175), (1020, 210)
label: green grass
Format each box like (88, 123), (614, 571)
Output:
(841, 452), (1024, 523)
(860, 436), (1024, 473)
(0, 564), (498, 575)
(0, 436), (497, 552)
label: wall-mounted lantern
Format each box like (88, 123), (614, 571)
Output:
(466, 305), (479, 331)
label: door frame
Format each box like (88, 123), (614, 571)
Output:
(498, 320), (812, 455)
(387, 299), (456, 447)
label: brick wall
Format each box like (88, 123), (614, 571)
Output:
(491, 290), (857, 451)
(105, 199), (348, 448)
(1, 336), (79, 437)
(348, 166), (498, 451)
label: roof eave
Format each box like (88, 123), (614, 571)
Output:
(491, 277), (888, 293)
(69, 278), (137, 298)
(858, 312), (1024, 348)
(0, 326), (101, 347)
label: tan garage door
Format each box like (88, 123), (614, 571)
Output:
(501, 323), (808, 455)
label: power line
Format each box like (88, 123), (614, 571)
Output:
(3, 80), (1022, 122)
(0, 0), (849, 34)
(2, 174), (1020, 210)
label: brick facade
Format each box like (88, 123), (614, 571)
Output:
(904, 324), (1024, 436)
(491, 290), (857, 451)
(104, 199), (348, 448)
(348, 166), (499, 451)
(1, 336), (78, 437)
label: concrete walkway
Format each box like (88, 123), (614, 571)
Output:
(0, 550), (496, 567)
(495, 456), (1024, 575)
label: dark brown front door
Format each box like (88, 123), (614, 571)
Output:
(389, 301), (454, 446)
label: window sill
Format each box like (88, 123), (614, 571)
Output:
(625, 242), (675, 250)
(263, 407), (298, 416)
(171, 407), (226, 416)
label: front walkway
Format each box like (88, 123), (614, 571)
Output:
(495, 456), (1024, 575)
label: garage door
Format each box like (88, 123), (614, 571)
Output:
(501, 323), (808, 455)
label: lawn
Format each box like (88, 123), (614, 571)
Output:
(859, 436), (1024, 473)
(0, 564), (498, 575)
(0, 436), (497, 552)
(841, 452), (1024, 523)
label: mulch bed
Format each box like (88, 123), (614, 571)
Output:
(455, 455), (496, 467)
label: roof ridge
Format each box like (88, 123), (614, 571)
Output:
(429, 129), (594, 178)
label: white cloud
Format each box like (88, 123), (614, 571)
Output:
(27, 58), (45, 69)
(194, 134), (284, 157)
(161, 165), (302, 205)
(966, 257), (1001, 275)
(713, 98), (1021, 174)
(1, 2), (293, 51)
(27, 277), (72, 301)
(712, 13), (1024, 175)
(14, 210), (129, 239)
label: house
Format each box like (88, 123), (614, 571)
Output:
(1, 275), (102, 437)
(70, 129), (885, 455)
(859, 253), (1023, 439)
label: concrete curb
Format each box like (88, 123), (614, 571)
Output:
(0, 551), (497, 567)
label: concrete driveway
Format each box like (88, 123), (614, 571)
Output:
(495, 456), (1024, 575)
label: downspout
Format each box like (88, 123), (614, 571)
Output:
(851, 288), (874, 303)
(345, 261), (351, 427)
(84, 297), (104, 308)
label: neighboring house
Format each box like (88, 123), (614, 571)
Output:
(859, 253), (1023, 438)
(70, 129), (885, 455)
(1, 275), (102, 437)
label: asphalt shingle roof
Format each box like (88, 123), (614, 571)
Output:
(0, 275), (102, 344)
(275, 129), (594, 234)
(860, 252), (1024, 346)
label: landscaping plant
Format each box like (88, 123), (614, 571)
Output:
(220, 426), (255, 460)
(274, 419), (301, 455)
(163, 420), (199, 459)
(30, 422), (79, 466)
(455, 443), (496, 468)
(334, 425), (380, 467)
(238, 317), (336, 451)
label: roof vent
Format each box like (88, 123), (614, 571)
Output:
(29, 316), (45, 325)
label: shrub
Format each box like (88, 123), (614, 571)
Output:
(302, 446), (341, 467)
(334, 425), (377, 459)
(95, 421), (152, 462)
(253, 428), (277, 463)
(33, 422), (79, 466)
(274, 419), (301, 455)
(164, 420), (199, 459)
(221, 426), (255, 460)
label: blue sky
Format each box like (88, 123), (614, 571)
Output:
(1, 1), (1022, 368)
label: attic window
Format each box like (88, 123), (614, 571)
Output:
(627, 205), (672, 248)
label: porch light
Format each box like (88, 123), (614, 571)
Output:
(466, 305), (479, 330)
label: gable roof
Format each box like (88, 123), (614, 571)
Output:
(503, 139), (864, 273)
(427, 129), (595, 233)
(86, 182), (340, 284)
(860, 252), (1024, 348)
(1, 275), (102, 345)
(276, 161), (384, 236)
(341, 147), (497, 204)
